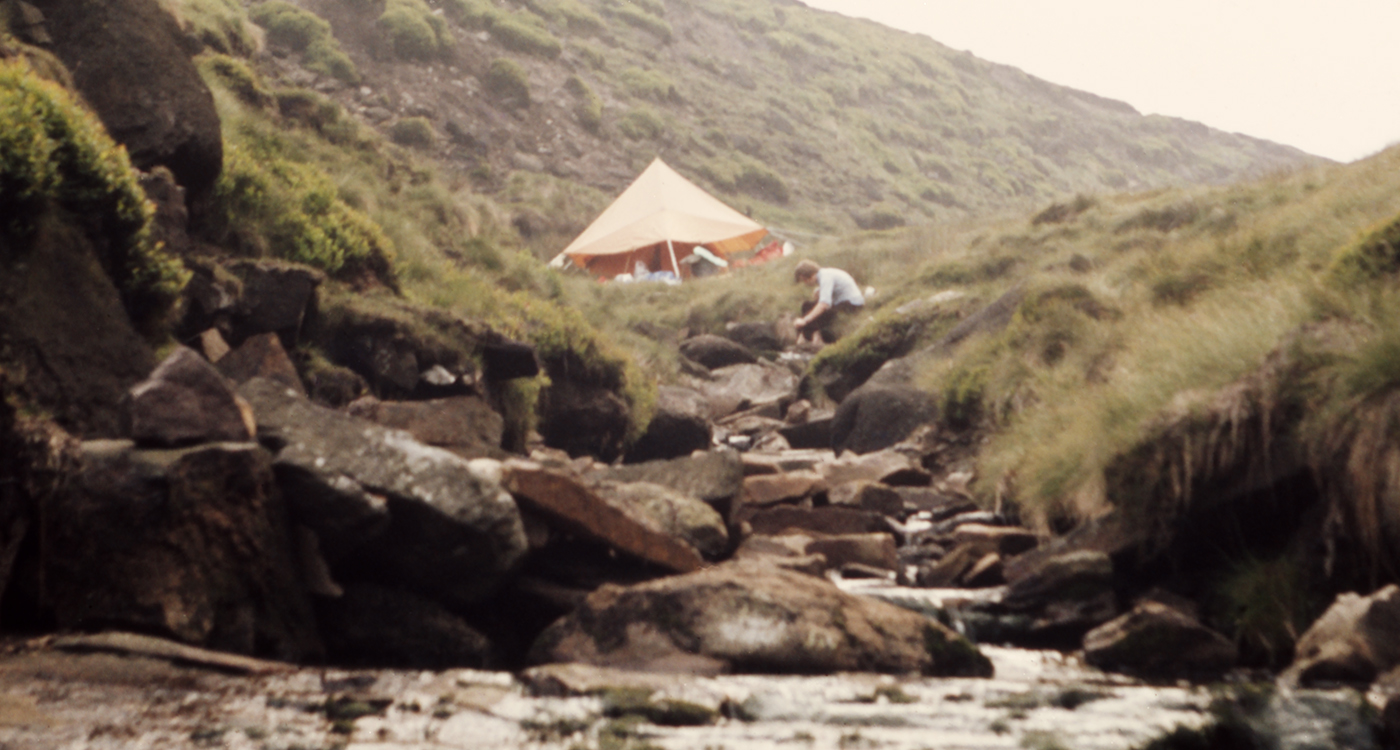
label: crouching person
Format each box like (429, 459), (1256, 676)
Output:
(793, 259), (865, 348)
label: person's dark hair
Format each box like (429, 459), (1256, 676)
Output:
(794, 259), (820, 282)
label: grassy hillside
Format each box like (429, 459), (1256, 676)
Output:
(169, 0), (1324, 260)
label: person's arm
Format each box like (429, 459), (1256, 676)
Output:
(796, 301), (830, 330)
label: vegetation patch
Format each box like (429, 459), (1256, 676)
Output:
(389, 117), (437, 149)
(1328, 210), (1400, 286)
(487, 11), (563, 58)
(566, 75), (603, 133)
(0, 58), (187, 333)
(196, 53), (273, 108)
(378, 0), (454, 61)
(617, 107), (664, 141)
(608, 5), (673, 42)
(249, 1), (359, 83)
(485, 58), (531, 109)
(163, 0), (260, 55)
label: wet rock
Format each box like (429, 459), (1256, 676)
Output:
(831, 385), (937, 455)
(977, 550), (1118, 649)
(962, 553), (1005, 587)
(35, 0), (223, 198)
(240, 378), (527, 608)
(1083, 600), (1236, 680)
(778, 416), (833, 450)
(600, 450), (744, 506)
(346, 395), (505, 460)
(501, 462), (705, 572)
(539, 381), (630, 461)
(42, 440), (321, 661)
(593, 481), (729, 560)
(828, 481), (905, 516)
(124, 347), (256, 447)
(1283, 584), (1400, 687)
(915, 543), (985, 587)
(315, 584), (496, 669)
(948, 524), (1039, 557)
(625, 386), (712, 464)
(529, 560), (993, 677)
(679, 335), (758, 369)
(216, 332), (307, 396)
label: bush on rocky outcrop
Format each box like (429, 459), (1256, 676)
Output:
(0, 59), (188, 333)
(214, 145), (396, 284)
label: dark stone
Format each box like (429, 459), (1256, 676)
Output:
(346, 395), (505, 460)
(626, 386), (711, 464)
(0, 216), (157, 437)
(679, 335), (758, 370)
(539, 381), (630, 461)
(481, 338), (540, 381)
(743, 506), (890, 537)
(225, 260), (324, 346)
(316, 584), (496, 669)
(723, 322), (782, 352)
(831, 385), (937, 455)
(34, 0), (223, 199)
(1083, 601), (1237, 680)
(217, 332), (307, 397)
(778, 417), (832, 450)
(42, 440), (322, 661)
(124, 347), (255, 447)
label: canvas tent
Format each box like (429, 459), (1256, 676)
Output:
(549, 158), (769, 280)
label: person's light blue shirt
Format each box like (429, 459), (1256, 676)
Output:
(817, 268), (864, 307)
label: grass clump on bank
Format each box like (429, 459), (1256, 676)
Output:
(249, 1), (359, 83)
(378, 0), (454, 61)
(0, 58), (187, 333)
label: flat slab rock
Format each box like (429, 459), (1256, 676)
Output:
(529, 559), (993, 678)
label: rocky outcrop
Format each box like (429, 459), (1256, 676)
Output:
(216, 332), (307, 396)
(34, 0), (223, 199)
(693, 363), (799, 420)
(974, 550), (1118, 649)
(831, 384), (938, 455)
(592, 480), (729, 560)
(600, 450), (744, 506)
(529, 560), (992, 677)
(1083, 601), (1237, 679)
(539, 381), (630, 461)
(41, 440), (321, 661)
(1283, 585), (1400, 687)
(240, 378), (527, 608)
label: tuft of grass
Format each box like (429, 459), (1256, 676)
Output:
(196, 53), (273, 108)
(389, 117), (437, 149)
(484, 58), (531, 109)
(1328, 210), (1400, 286)
(249, 1), (359, 82)
(1207, 554), (1317, 668)
(609, 4), (673, 42)
(487, 11), (563, 58)
(617, 107), (664, 141)
(378, 0), (453, 61)
(566, 75), (603, 133)
(162, 0), (260, 55)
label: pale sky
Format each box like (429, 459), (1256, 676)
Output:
(799, 0), (1400, 163)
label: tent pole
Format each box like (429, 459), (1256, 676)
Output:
(666, 239), (680, 277)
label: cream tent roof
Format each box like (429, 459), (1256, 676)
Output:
(549, 158), (768, 275)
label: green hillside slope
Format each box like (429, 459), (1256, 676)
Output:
(196, 0), (1323, 253)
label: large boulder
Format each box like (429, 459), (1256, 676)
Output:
(975, 550), (1119, 649)
(223, 260), (325, 346)
(528, 560), (992, 677)
(1283, 585), (1400, 687)
(41, 440), (321, 661)
(831, 385), (937, 455)
(239, 378), (527, 608)
(724, 322), (783, 353)
(694, 363), (799, 420)
(593, 481), (729, 560)
(34, 0), (223, 199)
(216, 332), (307, 397)
(1083, 601), (1238, 680)
(500, 461), (706, 572)
(625, 386), (711, 464)
(0, 215), (156, 437)
(679, 335), (758, 369)
(124, 347), (256, 447)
